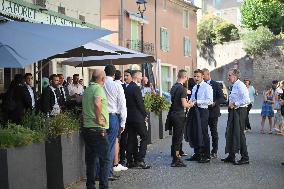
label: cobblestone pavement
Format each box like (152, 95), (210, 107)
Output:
(71, 110), (284, 189)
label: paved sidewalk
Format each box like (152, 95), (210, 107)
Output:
(71, 113), (284, 189)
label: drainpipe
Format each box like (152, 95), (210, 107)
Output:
(119, 0), (125, 73)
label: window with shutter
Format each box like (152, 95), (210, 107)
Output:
(160, 27), (169, 52)
(183, 10), (189, 28)
(184, 37), (191, 57)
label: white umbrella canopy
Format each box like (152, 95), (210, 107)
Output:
(0, 16), (112, 68)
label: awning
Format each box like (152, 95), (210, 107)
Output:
(61, 53), (155, 67)
(0, 16), (112, 68)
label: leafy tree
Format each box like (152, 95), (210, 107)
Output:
(197, 14), (240, 65)
(241, 0), (284, 34)
(197, 14), (223, 49)
(214, 22), (240, 44)
(241, 26), (276, 55)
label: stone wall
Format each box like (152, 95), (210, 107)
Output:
(197, 40), (284, 91)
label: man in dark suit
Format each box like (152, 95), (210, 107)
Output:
(202, 68), (224, 158)
(11, 73), (36, 123)
(125, 70), (150, 169)
(41, 74), (62, 116)
(58, 74), (70, 110)
(118, 69), (132, 166)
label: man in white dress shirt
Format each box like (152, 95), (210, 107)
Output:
(222, 68), (250, 165)
(104, 65), (127, 178)
(188, 69), (213, 163)
(67, 74), (84, 102)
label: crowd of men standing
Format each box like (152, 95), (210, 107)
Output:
(168, 68), (251, 167)
(1, 66), (261, 189)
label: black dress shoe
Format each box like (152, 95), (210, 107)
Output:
(185, 154), (200, 161)
(198, 157), (210, 163)
(210, 153), (217, 159)
(108, 176), (119, 181)
(234, 158), (249, 165)
(136, 161), (151, 169)
(171, 158), (187, 167)
(221, 156), (235, 163)
(126, 161), (136, 168)
(179, 150), (188, 156)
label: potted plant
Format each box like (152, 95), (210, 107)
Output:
(0, 122), (46, 189)
(44, 112), (83, 189)
(144, 93), (170, 143)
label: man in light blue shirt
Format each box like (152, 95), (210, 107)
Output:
(222, 68), (250, 165)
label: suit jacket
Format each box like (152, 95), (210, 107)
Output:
(207, 80), (224, 118)
(13, 84), (36, 116)
(125, 81), (147, 123)
(20, 85), (37, 110)
(184, 106), (204, 148)
(41, 86), (62, 114)
(58, 86), (70, 108)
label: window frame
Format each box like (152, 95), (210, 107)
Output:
(160, 27), (169, 52)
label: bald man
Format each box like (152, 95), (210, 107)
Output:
(202, 68), (224, 158)
(82, 69), (110, 189)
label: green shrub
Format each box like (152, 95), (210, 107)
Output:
(22, 110), (45, 131)
(46, 112), (80, 138)
(241, 26), (276, 55)
(0, 123), (45, 149)
(144, 93), (170, 115)
(214, 22), (240, 44)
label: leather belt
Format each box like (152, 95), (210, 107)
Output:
(83, 127), (107, 136)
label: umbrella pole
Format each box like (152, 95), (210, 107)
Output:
(40, 61), (42, 93)
(81, 53), (84, 81)
(157, 59), (162, 97)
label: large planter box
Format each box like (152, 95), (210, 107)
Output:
(159, 110), (170, 139)
(45, 131), (85, 189)
(148, 112), (160, 144)
(0, 143), (47, 189)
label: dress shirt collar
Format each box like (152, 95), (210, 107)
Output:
(197, 80), (205, 86)
(206, 80), (211, 84)
(106, 76), (114, 81)
(232, 79), (241, 87)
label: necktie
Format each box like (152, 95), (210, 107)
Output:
(195, 84), (200, 100)
(60, 87), (66, 101)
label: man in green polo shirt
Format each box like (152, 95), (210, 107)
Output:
(82, 69), (110, 189)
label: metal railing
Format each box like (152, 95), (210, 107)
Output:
(126, 40), (155, 55)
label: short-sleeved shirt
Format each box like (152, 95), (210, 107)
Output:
(170, 83), (187, 112)
(82, 82), (109, 129)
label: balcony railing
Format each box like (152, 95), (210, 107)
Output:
(126, 40), (155, 55)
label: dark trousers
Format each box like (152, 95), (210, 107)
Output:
(82, 128), (110, 189)
(245, 103), (252, 130)
(119, 128), (128, 165)
(170, 111), (185, 159)
(208, 117), (219, 154)
(194, 108), (210, 159)
(229, 107), (249, 160)
(126, 122), (148, 163)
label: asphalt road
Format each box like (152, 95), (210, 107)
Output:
(71, 105), (284, 189)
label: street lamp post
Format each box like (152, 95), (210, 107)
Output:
(136, 0), (147, 75)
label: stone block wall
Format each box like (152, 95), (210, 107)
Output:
(198, 40), (284, 91)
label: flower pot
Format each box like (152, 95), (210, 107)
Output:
(45, 131), (85, 189)
(159, 110), (170, 139)
(0, 144), (47, 189)
(148, 112), (160, 144)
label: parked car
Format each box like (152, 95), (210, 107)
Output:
(216, 81), (229, 106)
